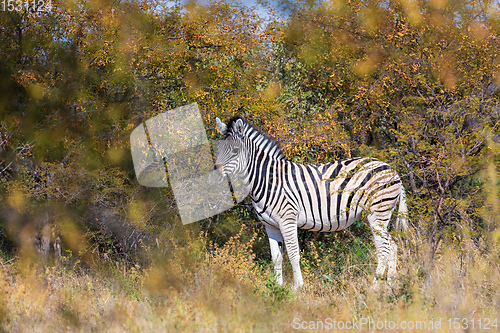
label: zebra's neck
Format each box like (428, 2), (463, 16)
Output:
(243, 129), (286, 201)
(245, 125), (285, 161)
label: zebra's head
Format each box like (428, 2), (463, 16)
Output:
(214, 117), (249, 179)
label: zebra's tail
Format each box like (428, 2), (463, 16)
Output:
(395, 187), (409, 232)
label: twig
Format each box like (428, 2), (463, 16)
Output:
(1, 257), (18, 266)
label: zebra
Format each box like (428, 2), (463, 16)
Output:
(214, 116), (408, 289)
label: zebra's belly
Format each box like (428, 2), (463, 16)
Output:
(296, 209), (363, 232)
(254, 203), (363, 231)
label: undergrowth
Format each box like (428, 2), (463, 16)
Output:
(0, 222), (498, 332)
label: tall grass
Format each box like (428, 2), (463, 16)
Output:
(0, 216), (498, 332)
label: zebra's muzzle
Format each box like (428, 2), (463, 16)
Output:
(214, 164), (223, 173)
(210, 164), (226, 184)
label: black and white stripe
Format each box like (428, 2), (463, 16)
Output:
(215, 116), (408, 289)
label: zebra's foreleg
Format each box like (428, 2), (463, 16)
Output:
(265, 225), (284, 286)
(281, 223), (304, 290)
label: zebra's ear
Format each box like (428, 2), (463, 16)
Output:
(235, 119), (244, 137)
(216, 117), (227, 135)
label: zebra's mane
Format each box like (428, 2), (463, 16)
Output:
(226, 116), (286, 160)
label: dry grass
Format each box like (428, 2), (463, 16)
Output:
(0, 224), (498, 332)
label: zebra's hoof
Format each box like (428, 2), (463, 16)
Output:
(292, 282), (304, 292)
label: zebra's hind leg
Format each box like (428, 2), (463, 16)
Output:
(367, 213), (397, 289)
(386, 236), (398, 285)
